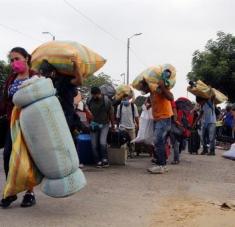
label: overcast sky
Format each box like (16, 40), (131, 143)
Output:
(0, 0), (234, 100)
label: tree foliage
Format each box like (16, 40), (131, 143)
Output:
(187, 31), (235, 102)
(0, 60), (10, 94)
(83, 72), (114, 88)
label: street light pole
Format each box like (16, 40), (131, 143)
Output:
(126, 33), (142, 85)
(42, 32), (55, 41)
(120, 73), (125, 84)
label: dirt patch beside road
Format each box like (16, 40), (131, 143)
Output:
(151, 197), (235, 227)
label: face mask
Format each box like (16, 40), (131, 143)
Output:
(11, 60), (27, 74)
(122, 100), (129, 107)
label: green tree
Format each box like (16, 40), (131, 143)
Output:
(83, 72), (113, 88)
(0, 60), (10, 94)
(187, 31), (235, 102)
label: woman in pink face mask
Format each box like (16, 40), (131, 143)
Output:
(0, 47), (37, 208)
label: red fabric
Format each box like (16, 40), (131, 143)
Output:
(171, 100), (176, 109)
(0, 70), (37, 121)
(177, 110), (194, 137)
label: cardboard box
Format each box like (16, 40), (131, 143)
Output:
(108, 144), (128, 165)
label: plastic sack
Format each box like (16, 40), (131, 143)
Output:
(132, 64), (176, 93)
(115, 84), (134, 101)
(100, 84), (116, 99)
(187, 80), (213, 99)
(212, 88), (228, 104)
(3, 107), (42, 199)
(31, 41), (106, 78)
(187, 80), (228, 104)
(13, 77), (86, 198)
(222, 143), (235, 160)
(132, 107), (154, 145)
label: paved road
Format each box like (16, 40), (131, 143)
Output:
(0, 149), (235, 227)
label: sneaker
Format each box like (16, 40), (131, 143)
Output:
(79, 163), (84, 168)
(0, 195), (17, 208)
(171, 160), (180, 165)
(207, 151), (215, 156)
(21, 192), (36, 208)
(96, 161), (103, 168)
(147, 165), (165, 174)
(102, 159), (110, 168)
(163, 166), (169, 172)
(200, 150), (208, 155)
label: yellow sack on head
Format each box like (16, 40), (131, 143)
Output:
(212, 88), (228, 104)
(187, 80), (214, 99)
(3, 107), (42, 199)
(132, 64), (176, 93)
(31, 41), (106, 78)
(115, 84), (134, 101)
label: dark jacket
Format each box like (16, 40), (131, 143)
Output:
(0, 70), (36, 121)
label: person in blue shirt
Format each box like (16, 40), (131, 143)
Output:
(196, 96), (216, 156)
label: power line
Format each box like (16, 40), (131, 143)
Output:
(64, 0), (147, 70)
(129, 48), (148, 67)
(0, 23), (42, 42)
(63, 0), (124, 44)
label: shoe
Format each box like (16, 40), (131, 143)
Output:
(200, 150), (208, 155)
(163, 166), (169, 172)
(0, 195), (17, 208)
(79, 163), (84, 168)
(96, 161), (102, 168)
(21, 193), (36, 207)
(171, 160), (180, 165)
(207, 151), (215, 156)
(151, 159), (157, 164)
(147, 165), (165, 174)
(102, 159), (110, 168)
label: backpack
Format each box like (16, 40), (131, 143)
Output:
(119, 103), (135, 124)
(87, 95), (110, 111)
(175, 97), (194, 138)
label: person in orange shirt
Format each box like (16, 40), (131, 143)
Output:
(141, 70), (174, 174)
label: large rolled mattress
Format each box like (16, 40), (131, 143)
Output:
(13, 77), (86, 197)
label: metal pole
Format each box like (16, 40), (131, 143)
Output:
(120, 73), (125, 84)
(127, 38), (130, 85)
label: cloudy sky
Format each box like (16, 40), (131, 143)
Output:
(0, 0), (234, 100)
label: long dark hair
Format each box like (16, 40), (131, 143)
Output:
(10, 47), (31, 67)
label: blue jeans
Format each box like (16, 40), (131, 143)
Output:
(170, 133), (180, 162)
(202, 123), (216, 152)
(154, 118), (171, 166)
(90, 124), (109, 163)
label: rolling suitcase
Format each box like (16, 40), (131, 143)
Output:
(76, 134), (95, 164)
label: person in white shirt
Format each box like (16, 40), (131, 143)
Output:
(116, 94), (139, 157)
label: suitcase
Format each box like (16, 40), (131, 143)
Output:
(76, 134), (95, 164)
(107, 129), (130, 148)
(188, 129), (200, 154)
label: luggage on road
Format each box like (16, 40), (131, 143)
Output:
(107, 129), (130, 148)
(76, 134), (94, 164)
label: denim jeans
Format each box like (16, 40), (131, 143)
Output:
(154, 118), (171, 166)
(90, 124), (109, 163)
(170, 133), (180, 162)
(202, 123), (216, 152)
